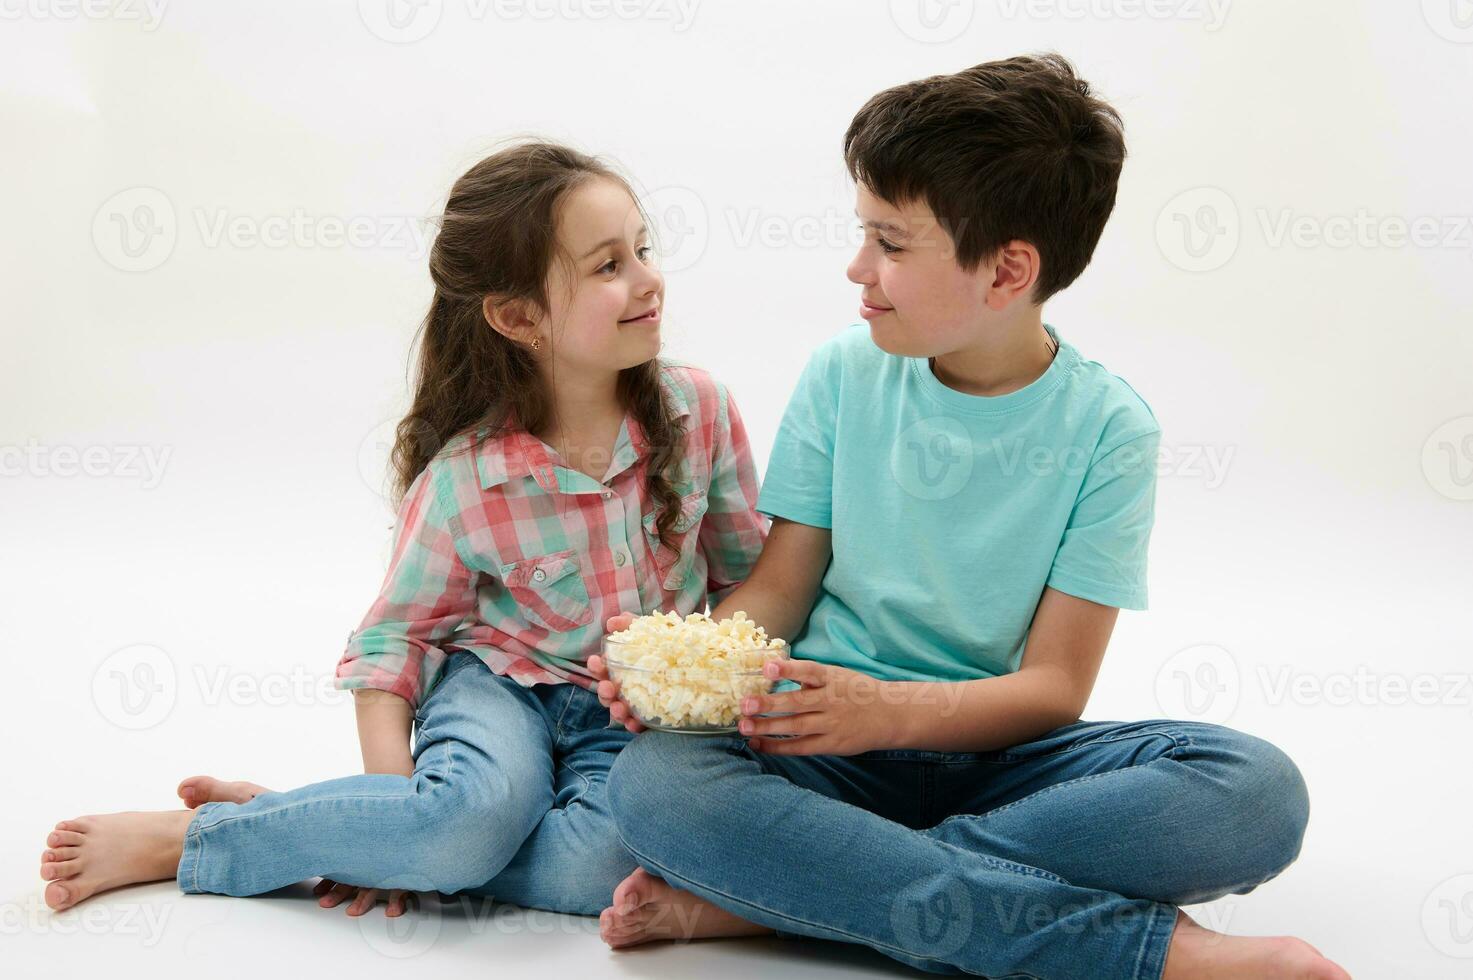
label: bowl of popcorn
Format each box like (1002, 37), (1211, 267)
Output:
(602, 611), (789, 734)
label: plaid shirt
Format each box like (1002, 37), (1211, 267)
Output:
(335, 362), (768, 709)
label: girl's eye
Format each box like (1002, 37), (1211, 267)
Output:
(635, 244), (653, 262)
(597, 259), (618, 275)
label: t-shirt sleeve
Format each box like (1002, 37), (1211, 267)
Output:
(755, 347), (838, 529)
(1045, 429), (1160, 610)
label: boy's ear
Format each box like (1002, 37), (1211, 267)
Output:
(481, 295), (541, 345)
(985, 240), (1042, 310)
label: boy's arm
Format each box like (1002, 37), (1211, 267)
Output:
(885, 587), (1118, 753)
(709, 518), (831, 644)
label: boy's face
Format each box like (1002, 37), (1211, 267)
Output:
(847, 183), (1006, 358)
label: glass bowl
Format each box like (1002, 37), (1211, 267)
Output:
(601, 636), (790, 734)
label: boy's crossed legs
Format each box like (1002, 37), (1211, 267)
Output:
(601, 719), (1349, 979)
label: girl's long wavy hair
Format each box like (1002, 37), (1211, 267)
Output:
(390, 141), (686, 548)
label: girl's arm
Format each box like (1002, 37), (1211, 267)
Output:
(353, 689), (416, 776)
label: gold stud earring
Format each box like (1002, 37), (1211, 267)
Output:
(531, 337), (542, 352)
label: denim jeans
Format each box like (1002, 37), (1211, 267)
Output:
(177, 652), (638, 915)
(607, 718), (1310, 979)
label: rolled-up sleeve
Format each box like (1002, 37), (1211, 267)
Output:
(335, 464), (477, 710)
(699, 382), (769, 607)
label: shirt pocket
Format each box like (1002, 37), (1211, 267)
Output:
(641, 489), (710, 591)
(498, 549), (595, 633)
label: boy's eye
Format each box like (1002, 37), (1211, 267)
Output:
(877, 236), (902, 255)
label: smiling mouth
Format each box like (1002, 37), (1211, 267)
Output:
(619, 307), (660, 324)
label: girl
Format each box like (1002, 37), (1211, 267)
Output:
(39, 140), (767, 918)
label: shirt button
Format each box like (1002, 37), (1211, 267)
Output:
(602, 490), (613, 499)
(532, 568), (547, 583)
(614, 552), (627, 567)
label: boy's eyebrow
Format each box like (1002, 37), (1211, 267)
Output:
(579, 225), (648, 260)
(855, 211), (910, 239)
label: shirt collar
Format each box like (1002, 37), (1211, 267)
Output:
(475, 382), (692, 494)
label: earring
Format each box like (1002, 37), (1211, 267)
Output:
(530, 337), (542, 352)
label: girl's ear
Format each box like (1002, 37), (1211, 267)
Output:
(481, 295), (541, 345)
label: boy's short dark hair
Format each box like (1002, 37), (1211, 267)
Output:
(843, 52), (1125, 302)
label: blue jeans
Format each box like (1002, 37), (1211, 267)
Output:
(177, 652), (638, 915)
(607, 718), (1310, 979)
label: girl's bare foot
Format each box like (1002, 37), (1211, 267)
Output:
(599, 867), (773, 948)
(176, 775), (272, 809)
(1163, 909), (1352, 980)
(39, 810), (194, 911)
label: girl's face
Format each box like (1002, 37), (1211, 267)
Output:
(540, 178), (664, 377)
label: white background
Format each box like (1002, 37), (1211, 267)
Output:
(3, 1), (1471, 977)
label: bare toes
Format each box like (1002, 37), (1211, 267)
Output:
(47, 830), (85, 848)
(44, 880), (83, 911)
(41, 858), (84, 881)
(41, 846), (81, 864)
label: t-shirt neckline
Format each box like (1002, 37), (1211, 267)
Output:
(909, 322), (1079, 416)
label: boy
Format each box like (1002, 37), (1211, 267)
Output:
(590, 54), (1347, 979)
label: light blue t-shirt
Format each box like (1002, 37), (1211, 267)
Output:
(756, 322), (1161, 683)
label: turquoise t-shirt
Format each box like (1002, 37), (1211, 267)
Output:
(756, 322), (1161, 683)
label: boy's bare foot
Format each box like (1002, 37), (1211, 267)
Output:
(176, 775), (272, 808)
(1163, 909), (1352, 979)
(39, 810), (194, 911)
(599, 867), (773, 948)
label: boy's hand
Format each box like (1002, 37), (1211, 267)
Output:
(738, 658), (902, 756)
(590, 613), (646, 734)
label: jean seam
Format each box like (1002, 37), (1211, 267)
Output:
(614, 829), (1039, 975)
(945, 763), (1155, 825)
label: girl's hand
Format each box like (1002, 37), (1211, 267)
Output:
(738, 658), (900, 756)
(313, 879), (418, 917)
(589, 614), (646, 734)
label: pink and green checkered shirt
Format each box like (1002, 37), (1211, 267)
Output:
(335, 362), (768, 709)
